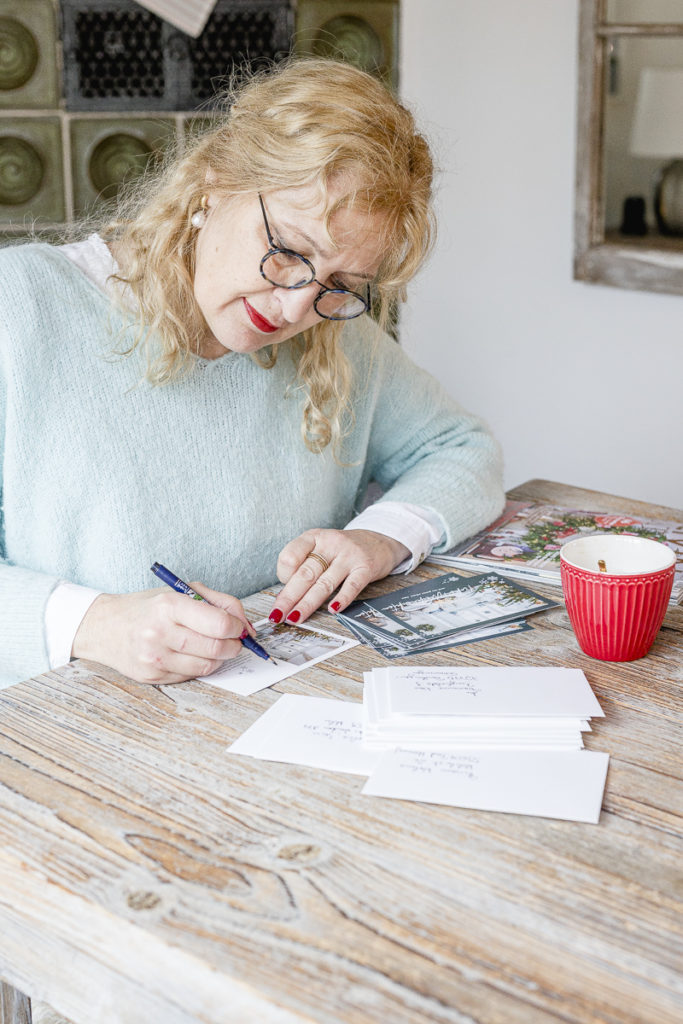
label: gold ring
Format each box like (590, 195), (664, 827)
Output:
(306, 551), (330, 574)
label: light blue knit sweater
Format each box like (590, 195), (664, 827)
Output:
(0, 243), (504, 686)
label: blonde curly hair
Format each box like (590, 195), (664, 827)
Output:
(105, 57), (436, 453)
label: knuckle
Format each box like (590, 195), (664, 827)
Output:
(138, 646), (158, 667)
(141, 671), (162, 685)
(207, 636), (225, 660)
(342, 575), (366, 599)
(141, 623), (161, 645)
(299, 562), (317, 582)
(351, 550), (372, 570)
(279, 549), (300, 571)
(154, 591), (176, 615)
(277, 557), (297, 584)
(216, 609), (233, 636)
(137, 645), (170, 681)
(316, 575), (335, 598)
(222, 597), (243, 618)
(136, 660), (162, 684)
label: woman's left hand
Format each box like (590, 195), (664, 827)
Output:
(272, 528), (410, 624)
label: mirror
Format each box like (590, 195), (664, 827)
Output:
(574, 0), (683, 296)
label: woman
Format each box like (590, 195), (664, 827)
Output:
(0, 58), (504, 688)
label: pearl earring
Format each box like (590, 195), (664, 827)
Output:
(191, 194), (209, 229)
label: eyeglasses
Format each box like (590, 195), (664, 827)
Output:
(258, 193), (370, 321)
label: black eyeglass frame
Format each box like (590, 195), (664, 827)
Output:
(257, 193), (370, 321)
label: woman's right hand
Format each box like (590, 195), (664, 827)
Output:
(72, 583), (251, 684)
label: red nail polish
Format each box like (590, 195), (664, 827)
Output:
(287, 610), (301, 623)
(330, 601), (341, 612)
(269, 609), (283, 624)
(239, 628), (249, 640)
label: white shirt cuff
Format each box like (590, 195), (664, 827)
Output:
(45, 581), (103, 669)
(345, 501), (446, 574)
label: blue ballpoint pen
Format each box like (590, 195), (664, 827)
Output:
(150, 562), (276, 664)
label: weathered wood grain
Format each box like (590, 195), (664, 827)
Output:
(0, 481), (681, 1024)
(0, 984), (31, 1024)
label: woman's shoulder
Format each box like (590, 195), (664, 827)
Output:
(0, 239), (109, 317)
(341, 314), (404, 370)
(341, 313), (392, 348)
(0, 240), (79, 297)
(341, 313), (429, 387)
(0, 239), (64, 271)
(0, 241), (117, 373)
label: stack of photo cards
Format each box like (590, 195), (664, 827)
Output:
(362, 666), (603, 751)
(337, 572), (558, 658)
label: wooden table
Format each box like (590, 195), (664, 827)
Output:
(0, 480), (681, 1024)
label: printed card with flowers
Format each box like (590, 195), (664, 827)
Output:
(430, 502), (683, 604)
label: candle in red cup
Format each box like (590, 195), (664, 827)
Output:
(560, 534), (675, 662)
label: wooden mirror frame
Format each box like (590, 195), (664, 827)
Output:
(574, 0), (683, 296)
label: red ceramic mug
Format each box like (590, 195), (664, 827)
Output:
(560, 534), (675, 662)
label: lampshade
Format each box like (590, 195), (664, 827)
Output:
(630, 68), (683, 157)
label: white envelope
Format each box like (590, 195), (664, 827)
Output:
(362, 748), (609, 824)
(378, 666), (604, 718)
(229, 694), (382, 776)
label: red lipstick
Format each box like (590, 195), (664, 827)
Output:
(243, 298), (278, 333)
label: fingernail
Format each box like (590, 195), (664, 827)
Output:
(239, 628), (249, 640)
(269, 609), (283, 624)
(287, 610), (301, 623)
(330, 601), (341, 613)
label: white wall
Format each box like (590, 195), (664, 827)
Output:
(399, 0), (683, 510)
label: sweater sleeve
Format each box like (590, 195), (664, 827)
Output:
(0, 451), (61, 685)
(0, 564), (61, 686)
(0, 258), (61, 687)
(351, 326), (505, 552)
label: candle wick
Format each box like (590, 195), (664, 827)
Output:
(598, 559), (607, 573)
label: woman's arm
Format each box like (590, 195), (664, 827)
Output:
(269, 326), (505, 624)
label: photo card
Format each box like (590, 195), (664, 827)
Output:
(343, 572), (557, 648)
(340, 612), (532, 659)
(197, 617), (358, 696)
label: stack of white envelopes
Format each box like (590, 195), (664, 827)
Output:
(363, 666), (604, 751)
(229, 667), (610, 822)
